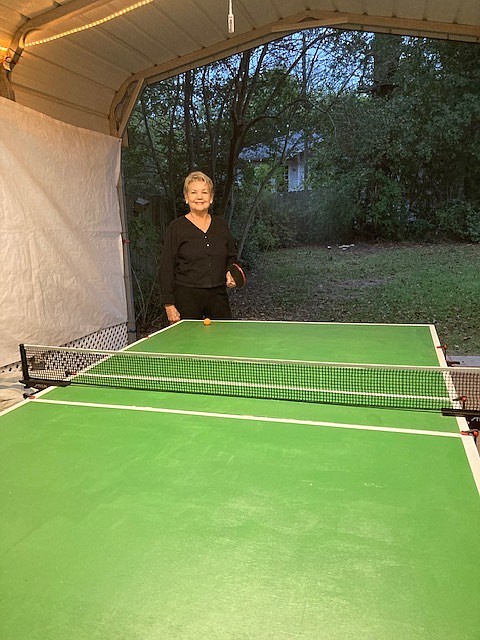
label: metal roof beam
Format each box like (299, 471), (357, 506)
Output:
(271, 9), (480, 39)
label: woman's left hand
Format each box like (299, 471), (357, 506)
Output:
(226, 271), (236, 288)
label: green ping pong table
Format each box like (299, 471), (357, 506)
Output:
(1, 321), (479, 639)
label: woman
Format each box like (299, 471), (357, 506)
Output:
(159, 171), (238, 324)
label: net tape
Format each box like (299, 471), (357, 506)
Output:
(21, 344), (480, 411)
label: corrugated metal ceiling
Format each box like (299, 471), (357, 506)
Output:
(1, 0), (480, 136)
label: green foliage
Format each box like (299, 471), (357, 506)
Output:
(128, 208), (160, 255)
(357, 171), (410, 240)
(248, 216), (287, 253)
(284, 184), (357, 244)
(127, 207), (164, 331)
(435, 201), (480, 242)
(231, 185), (295, 259)
(308, 36), (480, 242)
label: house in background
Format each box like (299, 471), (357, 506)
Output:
(239, 132), (320, 192)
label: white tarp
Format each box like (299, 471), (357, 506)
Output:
(0, 98), (127, 366)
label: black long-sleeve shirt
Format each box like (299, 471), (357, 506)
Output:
(159, 215), (238, 305)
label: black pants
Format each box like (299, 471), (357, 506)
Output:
(175, 285), (232, 320)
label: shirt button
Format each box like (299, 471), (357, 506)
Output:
(206, 243), (210, 247)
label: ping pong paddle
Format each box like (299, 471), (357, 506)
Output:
(228, 263), (246, 289)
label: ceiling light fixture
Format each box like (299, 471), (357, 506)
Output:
(228, 0), (235, 34)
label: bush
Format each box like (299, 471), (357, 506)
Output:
(127, 206), (165, 331)
(434, 200), (480, 242)
(264, 187), (357, 245)
(356, 172), (410, 240)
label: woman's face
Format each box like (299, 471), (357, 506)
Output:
(186, 180), (213, 214)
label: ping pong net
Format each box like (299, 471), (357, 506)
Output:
(19, 343), (480, 412)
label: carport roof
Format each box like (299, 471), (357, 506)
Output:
(2, 0), (480, 136)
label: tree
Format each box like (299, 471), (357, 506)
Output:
(124, 30), (345, 252)
(123, 29), (480, 329)
(308, 35), (480, 240)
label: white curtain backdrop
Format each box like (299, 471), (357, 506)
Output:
(0, 98), (127, 366)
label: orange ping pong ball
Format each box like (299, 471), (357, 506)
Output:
(203, 318), (211, 326)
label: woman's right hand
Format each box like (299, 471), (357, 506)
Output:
(165, 304), (181, 324)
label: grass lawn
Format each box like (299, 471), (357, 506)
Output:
(231, 242), (480, 356)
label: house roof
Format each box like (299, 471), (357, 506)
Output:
(240, 132), (321, 162)
(2, 0), (480, 137)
